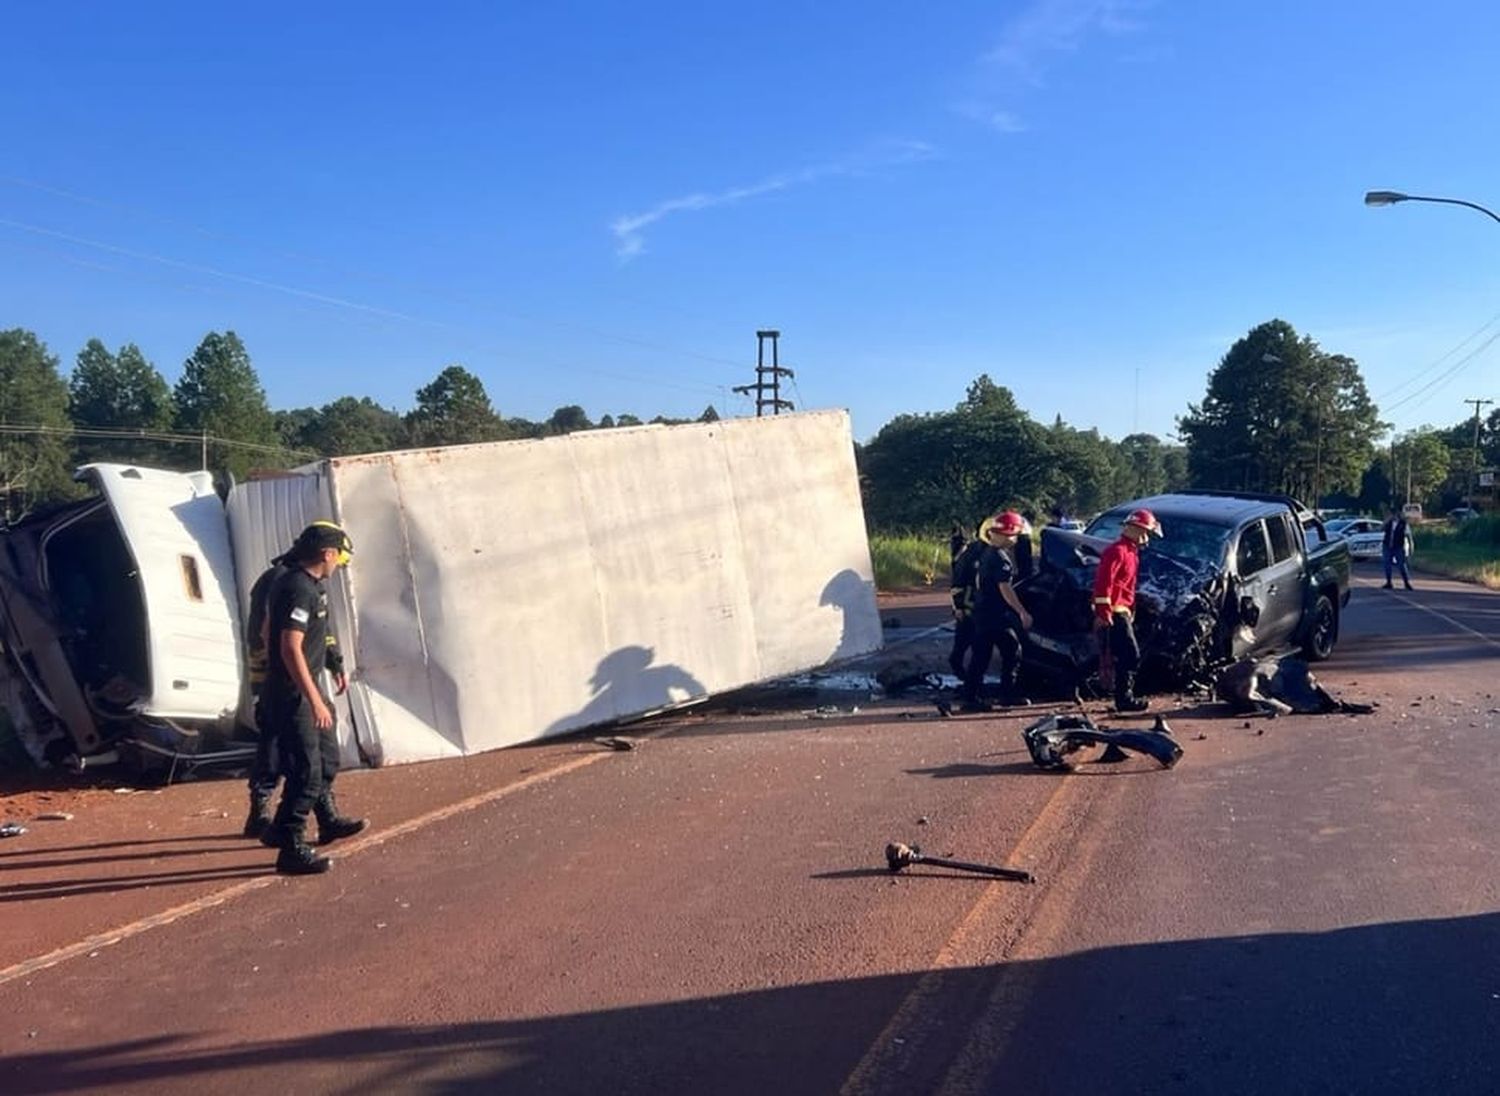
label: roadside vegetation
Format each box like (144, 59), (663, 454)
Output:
(1413, 517), (1500, 589)
(869, 532), (944, 591)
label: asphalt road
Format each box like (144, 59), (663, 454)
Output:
(2, 562), (1498, 1094)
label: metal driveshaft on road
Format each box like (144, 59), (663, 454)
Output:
(885, 841), (1034, 884)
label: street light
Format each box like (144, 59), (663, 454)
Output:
(1365, 187), (1499, 507)
(1363, 189), (1500, 225)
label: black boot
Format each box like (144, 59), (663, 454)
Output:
(999, 669), (1030, 708)
(275, 820), (331, 876)
(314, 792), (368, 846)
(242, 794), (272, 839)
(1115, 672), (1149, 713)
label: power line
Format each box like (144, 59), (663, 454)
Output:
(1374, 310), (1500, 403)
(1380, 328), (1500, 416)
(1, 176), (753, 375)
(0, 423), (317, 459)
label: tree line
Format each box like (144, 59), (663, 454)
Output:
(4, 318), (1496, 527)
(0, 328), (720, 521)
(859, 318), (1497, 530)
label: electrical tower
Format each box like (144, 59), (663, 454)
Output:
(733, 330), (795, 416)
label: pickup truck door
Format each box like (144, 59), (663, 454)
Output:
(1230, 517), (1303, 657)
(1260, 512), (1306, 644)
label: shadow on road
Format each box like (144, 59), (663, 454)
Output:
(5, 912), (1499, 1094)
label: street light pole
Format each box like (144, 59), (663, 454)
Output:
(1366, 188), (1500, 512)
(1364, 189), (1500, 225)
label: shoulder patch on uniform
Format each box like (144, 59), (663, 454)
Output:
(289, 607), (311, 625)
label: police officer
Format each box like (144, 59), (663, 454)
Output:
(1092, 508), (1162, 713)
(948, 515), (992, 679)
(263, 521), (367, 875)
(961, 510), (1034, 712)
(241, 531), (348, 841)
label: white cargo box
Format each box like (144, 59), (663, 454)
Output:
(223, 410), (881, 766)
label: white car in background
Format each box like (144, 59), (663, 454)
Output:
(1324, 516), (1411, 560)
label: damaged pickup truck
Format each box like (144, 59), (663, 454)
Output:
(1016, 491), (1351, 691)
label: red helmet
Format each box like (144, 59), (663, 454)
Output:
(1125, 508), (1162, 535)
(991, 510), (1026, 536)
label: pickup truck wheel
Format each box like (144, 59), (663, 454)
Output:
(1302, 594), (1337, 662)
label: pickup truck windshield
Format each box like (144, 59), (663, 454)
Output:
(1085, 512), (1233, 567)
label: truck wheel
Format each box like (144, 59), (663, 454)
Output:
(1301, 594), (1337, 662)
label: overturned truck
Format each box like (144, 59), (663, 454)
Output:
(0, 411), (882, 773)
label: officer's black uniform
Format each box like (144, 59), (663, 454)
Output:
(264, 527), (365, 874)
(242, 559), (345, 839)
(962, 546), (1027, 708)
(948, 535), (987, 678)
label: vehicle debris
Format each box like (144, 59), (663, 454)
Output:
(1213, 657), (1376, 717)
(1021, 712), (1183, 771)
(0, 822), (27, 838)
(34, 811), (74, 821)
(884, 841), (1034, 883)
(595, 736), (636, 752)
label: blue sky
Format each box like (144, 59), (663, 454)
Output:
(4, 1), (1499, 445)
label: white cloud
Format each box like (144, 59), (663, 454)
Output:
(986, 0), (1148, 83)
(610, 139), (936, 261)
(956, 0), (1152, 132)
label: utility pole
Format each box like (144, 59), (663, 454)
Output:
(733, 330), (795, 417)
(1464, 397), (1493, 507)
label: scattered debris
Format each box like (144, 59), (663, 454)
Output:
(1214, 657), (1375, 717)
(0, 822), (27, 838)
(884, 841), (1033, 883)
(1194, 732), (1208, 741)
(804, 705), (859, 719)
(916, 815), (930, 825)
(875, 662), (944, 695)
(595, 736), (636, 752)
(34, 811), (74, 822)
(934, 699), (954, 719)
(1022, 712), (1183, 771)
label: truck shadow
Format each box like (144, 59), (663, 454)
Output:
(5, 911), (1498, 1094)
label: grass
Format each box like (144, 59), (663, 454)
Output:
(1412, 517), (1500, 589)
(869, 532), (947, 591)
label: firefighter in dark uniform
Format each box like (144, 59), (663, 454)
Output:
(263, 522), (367, 875)
(960, 510), (1034, 711)
(948, 515), (993, 679)
(241, 532), (348, 841)
(1092, 507), (1162, 713)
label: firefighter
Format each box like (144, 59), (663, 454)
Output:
(961, 510), (1035, 711)
(1093, 508), (1162, 713)
(948, 515), (994, 678)
(263, 522), (367, 875)
(241, 534), (348, 842)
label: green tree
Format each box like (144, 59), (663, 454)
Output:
(173, 331), (279, 477)
(405, 365), (504, 447)
(544, 404), (592, 435)
(1178, 319), (1383, 502)
(859, 377), (1056, 528)
(69, 339), (175, 466)
(295, 397), (407, 457)
(1116, 433), (1169, 498)
(0, 329), (75, 519)
(1384, 430), (1451, 508)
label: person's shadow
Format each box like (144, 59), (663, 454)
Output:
(544, 645), (706, 736)
(819, 568), (882, 661)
